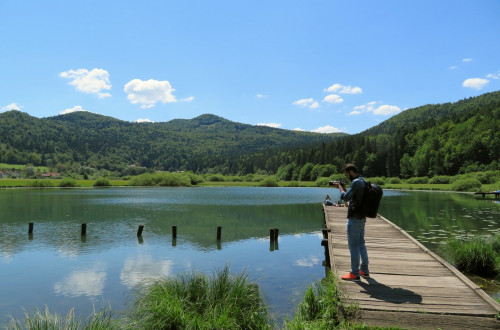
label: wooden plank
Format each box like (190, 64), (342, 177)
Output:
(360, 310), (500, 330)
(322, 204), (500, 319)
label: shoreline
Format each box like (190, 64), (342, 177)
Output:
(1, 178), (498, 195)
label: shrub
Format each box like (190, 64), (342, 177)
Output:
(59, 178), (77, 187)
(183, 172), (204, 185)
(366, 177), (385, 185)
(259, 176), (279, 187)
(93, 177), (111, 187)
(29, 180), (53, 188)
(406, 176), (429, 184)
(129, 173), (191, 187)
(126, 266), (270, 329)
(287, 180), (301, 187)
(387, 177), (401, 184)
(451, 178), (482, 192)
(429, 176), (452, 184)
(475, 171), (500, 184)
(315, 177), (330, 187)
(206, 174), (225, 182)
(444, 236), (499, 276)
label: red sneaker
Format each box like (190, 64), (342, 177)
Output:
(341, 273), (360, 281)
(359, 270), (370, 277)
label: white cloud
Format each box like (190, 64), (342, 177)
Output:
(462, 78), (489, 90)
(352, 101), (400, 116)
(324, 83), (362, 94)
(293, 98), (320, 109)
(462, 58), (473, 62)
(373, 105), (401, 116)
(135, 118), (153, 123)
(257, 122), (281, 128)
(59, 105), (89, 115)
(1, 102), (22, 111)
(293, 127), (304, 131)
(486, 71), (500, 79)
(449, 66), (458, 70)
(124, 79), (177, 108)
(353, 101), (377, 112)
(60, 68), (111, 98)
(293, 98), (314, 106)
(309, 101), (320, 109)
(312, 125), (343, 134)
(181, 96), (195, 102)
(256, 94), (268, 98)
(323, 94), (343, 104)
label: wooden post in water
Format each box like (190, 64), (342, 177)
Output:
(172, 225), (177, 239)
(270, 228), (275, 251)
(81, 223), (87, 236)
(137, 224), (144, 237)
(273, 228), (279, 241)
(28, 222), (34, 234)
(217, 226), (222, 241)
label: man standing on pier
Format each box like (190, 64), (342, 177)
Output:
(330, 164), (369, 280)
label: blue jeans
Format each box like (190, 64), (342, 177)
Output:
(346, 218), (369, 276)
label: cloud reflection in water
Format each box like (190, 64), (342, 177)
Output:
(54, 263), (107, 297)
(120, 255), (173, 289)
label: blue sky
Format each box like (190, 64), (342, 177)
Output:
(1, 1), (499, 134)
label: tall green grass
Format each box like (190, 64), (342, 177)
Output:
(444, 235), (499, 277)
(125, 265), (270, 329)
(6, 306), (118, 330)
(285, 273), (359, 329)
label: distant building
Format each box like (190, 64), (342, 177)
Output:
(41, 173), (61, 178)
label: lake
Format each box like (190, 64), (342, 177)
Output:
(0, 187), (498, 324)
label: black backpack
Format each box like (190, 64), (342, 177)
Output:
(360, 179), (383, 218)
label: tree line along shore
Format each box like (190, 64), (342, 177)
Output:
(1, 168), (499, 194)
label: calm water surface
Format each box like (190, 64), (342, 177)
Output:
(0, 187), (498, 324)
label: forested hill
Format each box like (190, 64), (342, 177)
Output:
(0, 111), (345, 172)
(234, 91), (500, 178)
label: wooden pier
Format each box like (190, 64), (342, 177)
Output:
(323, 205), (500, 329)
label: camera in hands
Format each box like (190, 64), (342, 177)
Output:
(329, 180), (346, 187)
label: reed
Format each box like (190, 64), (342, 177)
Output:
(444, 235), (499, 276)
(6, 306), (118, 330)
(285, 272), (359, 329)
(125, 265), (270, 329)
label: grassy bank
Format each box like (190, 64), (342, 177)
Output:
(6, 266), (270, 329)
(0, 179), (129, 188)
(6, 268), (392, 329)
(1, 170), (499, 193)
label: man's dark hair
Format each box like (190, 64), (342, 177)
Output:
(342, 163), (358, 173)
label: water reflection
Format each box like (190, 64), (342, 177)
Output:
(54, 263), (107, 297)
(0, 187), (499, 323)
(294, 256), (320, 267)
(120, 255), (174, 289)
